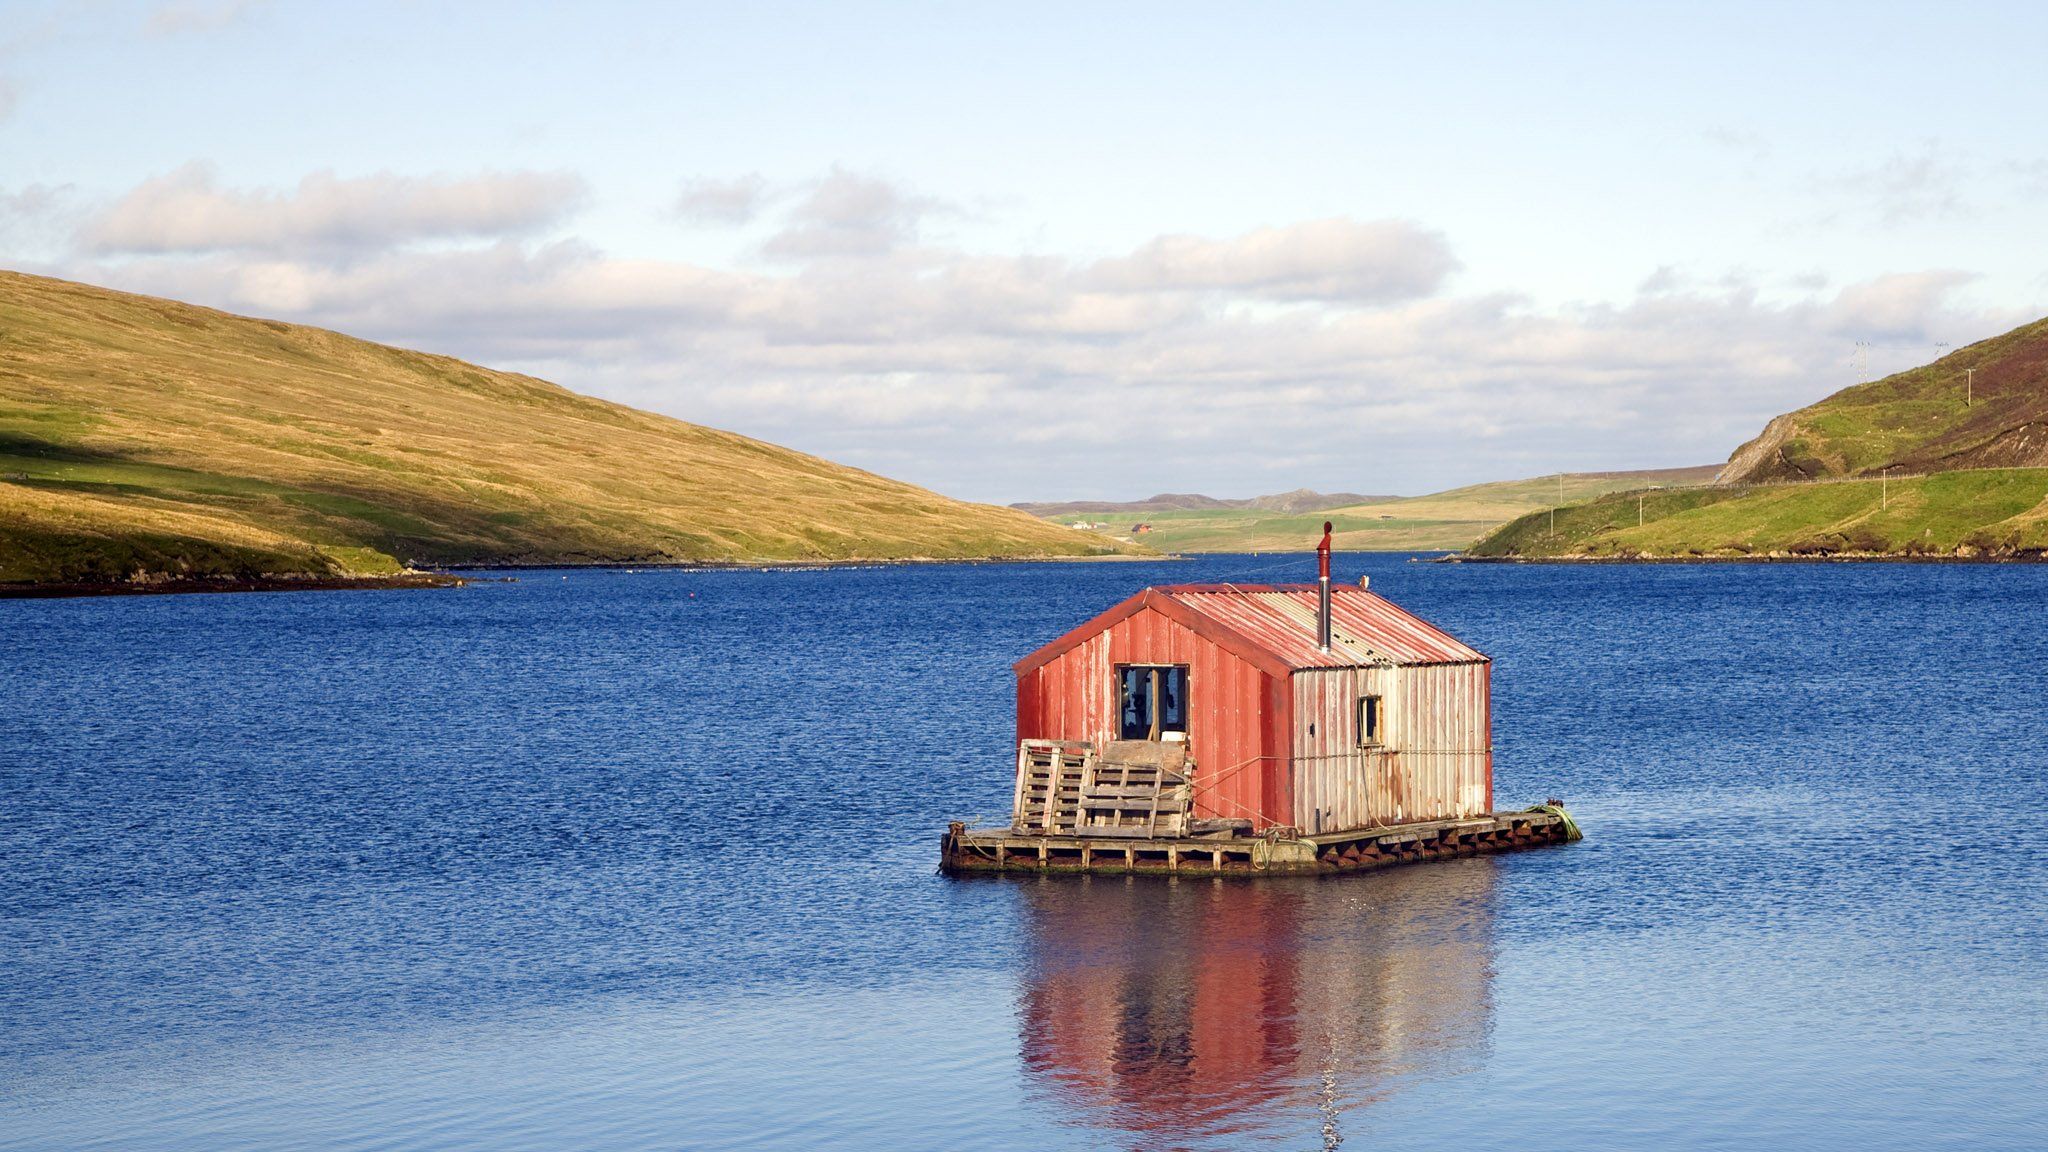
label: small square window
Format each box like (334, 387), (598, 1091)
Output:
(1356, 695), (1383, 747)
(1118, 665), (1188, 741)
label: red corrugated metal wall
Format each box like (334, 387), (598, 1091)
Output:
(1016, 603), (1291, 828)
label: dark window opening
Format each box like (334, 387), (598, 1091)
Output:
(1356, 695), (1383, 747)
(1119, 665), (1188, 740)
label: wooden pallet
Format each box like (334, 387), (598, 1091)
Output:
(1074, 741), (1193, 838)
(1012, 739), (1091, 834)
(1013, 739), (1196, 838)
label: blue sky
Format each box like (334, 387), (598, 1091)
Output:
(4, 1), (2045, 500)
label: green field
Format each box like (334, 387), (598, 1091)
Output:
(0, 270), (1144, 586)
(1039, 466), (1720, 553)
(1466, 468), (2048, 559)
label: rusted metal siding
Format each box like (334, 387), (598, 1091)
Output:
(1166, 585), (1485, 668)
(1015, 602), (1291, 828)
(1290, 661), (1491, 832)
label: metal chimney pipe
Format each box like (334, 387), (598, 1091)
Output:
(1316, 520), (1333, 652)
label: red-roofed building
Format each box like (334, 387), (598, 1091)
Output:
(1013, 581), (1491, 834)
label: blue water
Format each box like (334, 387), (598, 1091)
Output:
(3, 555), (2046, 1150)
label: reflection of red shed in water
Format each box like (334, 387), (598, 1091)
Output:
(1017, 869), (1496, 1146)
(1013, 581), (1491, 834)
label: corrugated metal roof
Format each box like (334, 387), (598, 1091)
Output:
(1158, 584), (1486, 668)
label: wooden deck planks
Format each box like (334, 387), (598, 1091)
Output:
(941, 808), (1573, 877)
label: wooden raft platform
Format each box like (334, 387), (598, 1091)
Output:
(940, 808), (1575, 877)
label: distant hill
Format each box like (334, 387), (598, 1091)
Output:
(1468, 314), (2048, 560)
(1014, 488), (1393, 519)
(1021, 467), (1719, 553)
(1465, 469), (2048, 560)
(1720, 315), (2048, 484)
(0, 271), (1144, 588)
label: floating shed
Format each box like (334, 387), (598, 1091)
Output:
(942, 526), (1578, 875)
(1015, 580), (1490, 833)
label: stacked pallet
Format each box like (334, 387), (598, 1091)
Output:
(1011, 739), (1194, 838)
(1012, 740), (1090, 834)
(1075, 740), (1193, 838)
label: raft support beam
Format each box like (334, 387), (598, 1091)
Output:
(940, 807), (1577, 877)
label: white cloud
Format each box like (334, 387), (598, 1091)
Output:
(2010, 158), (2048, 197)
(0, 180), (69, 220)
(79, 164), (586, 257)
(1088, 218), (1457, 303)
(1703, 126), (1771, 160)
(760, 167), (948, 260)
(0, 183), (64, 215)
(51, 166), (2037, 501)
(1825, 270), (1979, 339)
(1636, 266), (1682, 296)
(673, 174), (769, 225)
(0, 181), (79, 252)
(1827, 144), (1971, 225)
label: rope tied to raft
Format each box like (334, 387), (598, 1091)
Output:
(1521, 801), (1583, 842)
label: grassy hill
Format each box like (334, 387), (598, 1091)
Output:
(0, 270), (1142, 587)
(1030, 466), (1718, 553)
(1469, 312), (2048, 561)
(1721, 315), (2048, 483)
(1466, 468), (2048, 559)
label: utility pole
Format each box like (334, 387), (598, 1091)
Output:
(1855, 340), (1871, 382)
(1967, 367), (1975, 408)
(1882, 466), (1890, 511)
(1638, 492), (1645, 527)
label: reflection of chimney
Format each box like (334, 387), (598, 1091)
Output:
(1317, 521), (1333, 652)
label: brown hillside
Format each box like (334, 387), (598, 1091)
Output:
(0, 270), (1143, 585)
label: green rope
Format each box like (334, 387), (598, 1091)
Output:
(1523, 802), (1584, 842)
